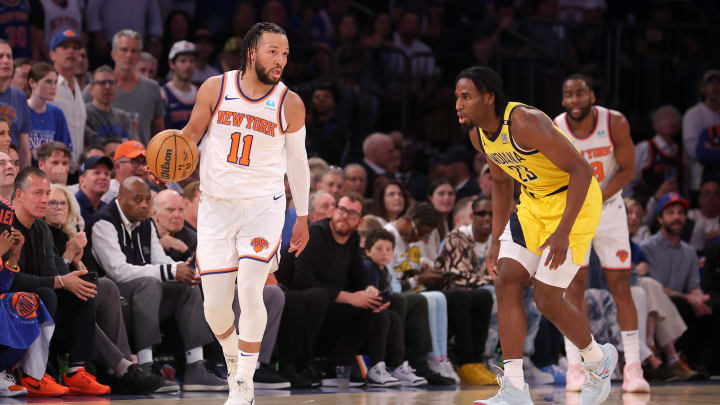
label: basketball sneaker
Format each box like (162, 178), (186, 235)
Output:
(621, 362), (650, 393)
(0, 370), (26, 397)
(391, 361), (427, 386)
(366, 362), (401, 387)
(63, 367), (111, 395)
(473, 376), (534, 405)
(225, 377), (254, 405)
(566, 364), (585, 392)
(579, 343), (618, 405)
(18, 373), (69, 397)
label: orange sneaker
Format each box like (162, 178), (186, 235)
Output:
(18, 373), (69, 397)
(63, 368), (111, 395)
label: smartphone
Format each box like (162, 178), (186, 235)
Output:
(81, 271), (98, 285)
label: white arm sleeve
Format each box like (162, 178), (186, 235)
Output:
(284, 125), (310, 216)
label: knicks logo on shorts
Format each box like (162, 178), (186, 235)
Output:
(250, 237), (270, 253)
(616, 250), (629, 263)
(11, 292), (39, 319)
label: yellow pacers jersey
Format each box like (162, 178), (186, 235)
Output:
(477, 102), (602, 265)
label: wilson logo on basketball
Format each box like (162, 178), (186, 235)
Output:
(250, 237), (270, 253)
(616, 250), (629, 263)
(160, 149), (173, 179)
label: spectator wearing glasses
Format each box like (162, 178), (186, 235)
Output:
(85, 65), (136, 146)
(102, 140), (146, 205)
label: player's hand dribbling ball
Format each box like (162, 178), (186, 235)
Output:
(146, 129), (198, 183)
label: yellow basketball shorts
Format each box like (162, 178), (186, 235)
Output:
(499, 178), (602, 288)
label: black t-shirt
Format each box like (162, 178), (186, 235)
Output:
(289, 218), (368, 301)
(166, 224), (197, 263)
(11, 216), (68, 291)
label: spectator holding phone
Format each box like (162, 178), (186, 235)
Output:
(291, 192), (404, 387)
(9, 167), (110, 395)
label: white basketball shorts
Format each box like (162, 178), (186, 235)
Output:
(196, 191), (286, 276)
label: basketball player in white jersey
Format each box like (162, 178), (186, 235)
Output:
(175, 22), (310, 405)
(554, 75), (649, 393)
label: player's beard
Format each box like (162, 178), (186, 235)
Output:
(566, 104), (593, 121)
(255, 60), (280, 85)
(459, 122), (474, 132)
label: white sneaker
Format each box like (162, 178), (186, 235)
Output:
(473, 376), (534, 405)
(579, 344), (618, 405)
(391, 361), (427, 386)
(224, 378), (254, 405)
(428, 358), (461, 384)
(366, 362), (401, 387)
(523, 356), (554, 385)
(440, 359), (461, 384)
(226, 357), (238, 399)
(0, 371), (26, 397)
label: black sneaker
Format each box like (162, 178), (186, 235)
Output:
(299, 363), (322, 388)
(139, 362), (181, 393)
(115, 364), (167, 394)
(279, 363), (314, 389)
(254, 363), (291, 389)
(415, 364), (455, 386)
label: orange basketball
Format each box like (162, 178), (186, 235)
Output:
(146, 129), (198, 183)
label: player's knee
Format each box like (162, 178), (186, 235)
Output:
(533, 288), (562, 315)
(204, 303), (234, 333)
(607, 271), (632, 296)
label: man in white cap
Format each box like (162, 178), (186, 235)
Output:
(160, 41), (198, 130)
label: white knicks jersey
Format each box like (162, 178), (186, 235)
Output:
(200, 70), (290, 199)
(554, 106), (621, 200)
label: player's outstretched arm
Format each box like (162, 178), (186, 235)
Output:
(283, 90), (311, 257)
(600, 110), (636, 201)
(180, 75), (223, 145)
(512, 107), (593, 269)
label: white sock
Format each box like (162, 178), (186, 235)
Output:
(237, 350), (259, 383)
(137, 348), (153, 365)
(113, 358), (133, 376)
(564, 337), (582, 366)
(186, 347), (204, 364)
(579, 336), (605, 364)
(217, 329), (239, 358)
(503, 359), (525, 390)
(621, 330), (640, 365)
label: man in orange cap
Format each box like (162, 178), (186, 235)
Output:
(102, 140), (146, 204)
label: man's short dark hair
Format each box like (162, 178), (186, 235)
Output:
(364, 228), (395, 251)
(101, 137), (122, 147)
(563, 73), (594, 91)
(92, 65), (114, 81)
(471, 195), (491, 211)
(338, 191), (365, 214)
(183, 181), (201, 201)
(38, 141), (71, 161)
(13, 167), (47, 199)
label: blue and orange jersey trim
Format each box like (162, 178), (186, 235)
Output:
(277, 87), (290, 134)
(210, 72), (227, 117)
(236, 71), (276, 103)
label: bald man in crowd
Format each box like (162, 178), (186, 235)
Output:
(153, 189), (197, 263)
(361, 133), (401, 197)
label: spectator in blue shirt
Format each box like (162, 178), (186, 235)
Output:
(27, 62), (72, 165)
(0, 40), (32, 168)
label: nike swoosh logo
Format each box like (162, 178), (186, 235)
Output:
(273, 194), (283, 200)
(225, 95), (240, 101)
(240, 353), (254, 357)
(27, 383), (41, 390)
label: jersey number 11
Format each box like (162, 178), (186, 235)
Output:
(227, 132), (253, 166)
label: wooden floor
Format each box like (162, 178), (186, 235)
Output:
(5, 383), (720, 404)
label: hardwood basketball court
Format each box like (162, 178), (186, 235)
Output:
(7, 382), (720, 404)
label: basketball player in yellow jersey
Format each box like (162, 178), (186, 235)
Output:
(170, 23), (310, 405)
(556, 75), (650, 394)
(456, 66), (615, 405)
